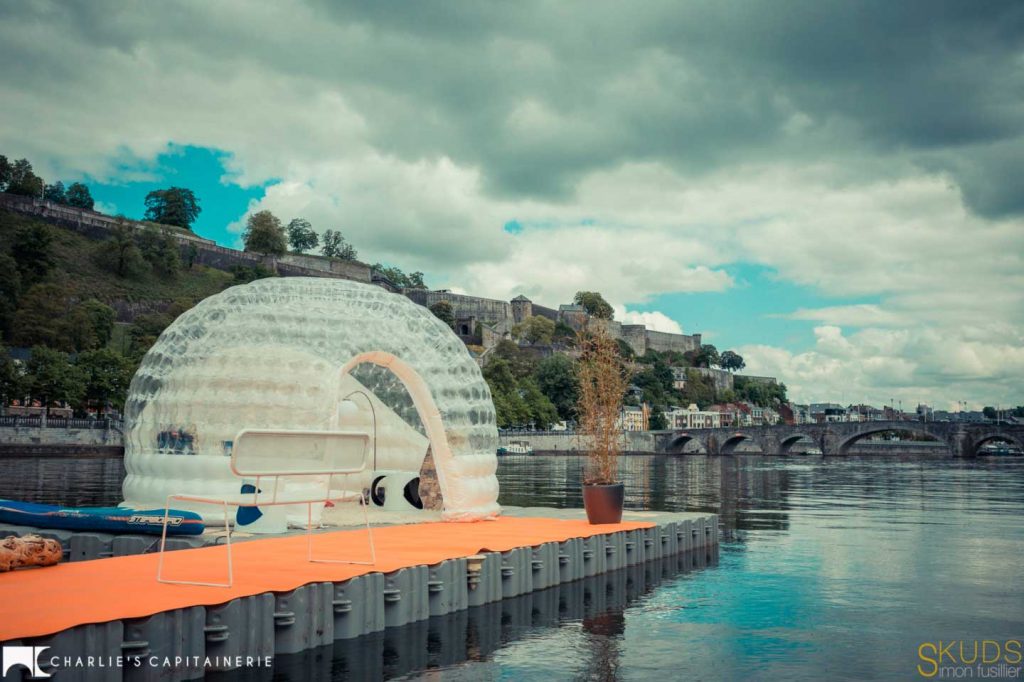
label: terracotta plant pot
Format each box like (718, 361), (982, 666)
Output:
(582, 483), (624, 524)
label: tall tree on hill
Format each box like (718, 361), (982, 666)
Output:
(138, 224), (181, 276)
(693, 344), (720, 368)
(144, 187), (201, 230)
(0, 156), (10, 189)
(720, 350), (745, 372)
(43, 181), (67, 203)
(0, 253), (21, 340)
(371, 264), (424, 288)
(0, 344), (23, 405)
(11, 223), (54, 287)
(95, 218), (147, 278)
(321, 229), (358, 260)
(243, 210), (287, 255)
(65, 182), (94, 210)
(12, 285), (112, 352)
(573, 291), (614, 320)
(287, 218), (319, 253)
(2, 158), (44, 197)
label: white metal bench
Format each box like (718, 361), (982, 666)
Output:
(157, 428), (376, 587)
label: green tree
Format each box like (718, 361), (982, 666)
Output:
(512, 315), (555, 345)
(0, 344), (24, 404)
(680, 369), (716, 409)
(12, 283), (69, 349)
(321, 229), (358, 260)
(649, 410), (668, 430)
(144, 187), (201, 229)
(720, 350), (745, 372)
(534, 354), (579, 422)
(483, 357), (530, 428)
(429, 300), (456, 329)
(229, 264), (277, 284)
(492, 340), (535, 379)
(552, 319), (577, 346)
(0, 253), (21, 340)
(0, 155), (10, 190)
(11, 223), (55, 287)
(616, 339), (636, 360)
(60, 305), (99, 352)
(372, 264), (425, 289)
(79, 299), (116, 347)
(693, 344), (720, 368)
(521, 377), (559, 429)
(127, 312), (173, 358)
(43, 181), (67, 203)
(76, 348), (134, 412)
(65, 182), (94, 210)
(982, 406), (997, 420)
(185, 242), (198, 269)
(25, 346), (85, 407)
(573, 291), (614, 319)
(4, 158), (44, 197)
(243, 210), (287, 255)
(95, 218), (147, 278)
(287, 218), (319, 253)
(138, 224), (181, 276)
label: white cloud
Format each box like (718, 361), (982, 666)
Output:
(616, 308), (684, 335)
(740, 325), (1024, 409)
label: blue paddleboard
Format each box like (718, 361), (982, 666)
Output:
(0, 499), (205, 536)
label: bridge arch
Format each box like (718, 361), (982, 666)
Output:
(720, 433), (764, 455)
(779, 434), (818, 455)
(972, 433), (1024, 454)
(836, 425), (946, 455)
(668, 434), (708, 454)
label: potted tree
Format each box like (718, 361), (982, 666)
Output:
(576, 326), (631, 524)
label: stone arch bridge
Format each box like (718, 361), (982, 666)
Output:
(658, 421), (1024, 457)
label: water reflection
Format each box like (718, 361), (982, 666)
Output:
(256, 549), (718, 682)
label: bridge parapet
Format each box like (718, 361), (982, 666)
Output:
(661, 421), (1023, 457)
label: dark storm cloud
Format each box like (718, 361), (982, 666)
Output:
(3, 0), (1023, 215)
(303, 0), (1024, 214)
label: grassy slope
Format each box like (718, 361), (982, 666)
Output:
(0, 208), (233, 304)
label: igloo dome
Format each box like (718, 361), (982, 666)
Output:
(122, 277), (500, 521)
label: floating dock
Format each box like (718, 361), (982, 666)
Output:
(0, 507), (718, 681)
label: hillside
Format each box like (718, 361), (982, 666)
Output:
(0, 208), (234, 307)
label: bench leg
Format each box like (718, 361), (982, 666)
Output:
(156, 498), (234, 588)
(307, 494), (375, 566)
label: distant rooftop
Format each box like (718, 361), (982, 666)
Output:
(511, 294), (531, 302)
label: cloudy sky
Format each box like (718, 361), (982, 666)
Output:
(2, 0), (1022, 409)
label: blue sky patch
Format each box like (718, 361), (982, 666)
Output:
(88, 145), (268, 246)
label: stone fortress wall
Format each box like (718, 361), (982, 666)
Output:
(0, 194), (372, 284)
(413, 288), (705, 357)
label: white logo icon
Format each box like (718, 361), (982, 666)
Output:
(2, 646), (52, 678)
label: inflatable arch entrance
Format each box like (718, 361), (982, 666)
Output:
(121, 277), (501, 521)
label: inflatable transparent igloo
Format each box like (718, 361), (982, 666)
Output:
(121, 277), (500, 521)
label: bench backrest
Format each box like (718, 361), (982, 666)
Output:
(230, 429), (371, 478)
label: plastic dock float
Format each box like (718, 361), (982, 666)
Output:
(0, 508), (718, 681)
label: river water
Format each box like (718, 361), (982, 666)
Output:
(2, 453), (1022, 680)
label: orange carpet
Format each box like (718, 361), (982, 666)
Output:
(0, 516), (654, 640)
